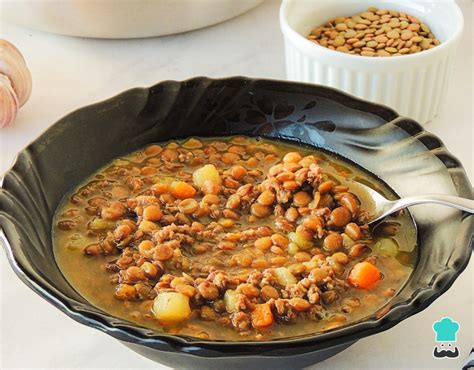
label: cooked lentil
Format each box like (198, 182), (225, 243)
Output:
(54, 136), (417, 340)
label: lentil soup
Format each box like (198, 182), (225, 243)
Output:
(54, 136), (417, 341)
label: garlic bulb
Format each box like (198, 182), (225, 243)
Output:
(0, 39), (32, 127)
(0, 74), (19, 128)
(0, 40), (32, 107)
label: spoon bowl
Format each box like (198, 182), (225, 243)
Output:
(355, 182), (474, 225)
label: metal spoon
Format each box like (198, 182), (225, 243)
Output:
(354, 182), (474, 225)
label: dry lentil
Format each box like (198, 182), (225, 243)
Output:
(308, 7), (440, 57)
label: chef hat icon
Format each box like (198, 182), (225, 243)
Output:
(433, 317), (460, 342)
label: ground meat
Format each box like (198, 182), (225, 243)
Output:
(231, 312), (251, 331)
(271, 299), (297, 324)
(321, 290), (339, 305)
(247, 271), (263, 286)
(282, 283), (307, 299)
(207, 271), (228, 290)
(307, 285), (321, 304)
(260, 269), (277, 287)
(236, 293), (252, 311)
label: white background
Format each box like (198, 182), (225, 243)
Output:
(0, 1), (472, 369)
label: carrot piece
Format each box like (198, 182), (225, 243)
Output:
(251, 303), (274, 328)
(171, 181), (196, 199)
(348, 262), (382, 289)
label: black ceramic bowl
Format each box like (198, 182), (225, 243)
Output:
(1, 77), (472, 369)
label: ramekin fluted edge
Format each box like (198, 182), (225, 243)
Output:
(280, 0), (464, 124)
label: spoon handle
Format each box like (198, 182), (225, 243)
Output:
(389, 194), (474, 214)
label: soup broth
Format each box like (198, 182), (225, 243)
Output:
(54, 136), (417, 341)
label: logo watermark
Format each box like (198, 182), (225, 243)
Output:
(433, 317), (460, 359)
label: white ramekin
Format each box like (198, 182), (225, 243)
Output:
(280, 0), (464, 124)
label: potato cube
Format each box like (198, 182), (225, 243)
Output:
(89, 218), (114, 231)
(288, 231), (313, 250)
(274, 267), (297, 286)
(224, 290), (239, 313)
(153, 292), (191, 324)
(193, 164), (221, 188)
(376, 237), (399, 257)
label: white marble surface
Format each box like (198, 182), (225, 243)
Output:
(0, 1), (472, 369)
